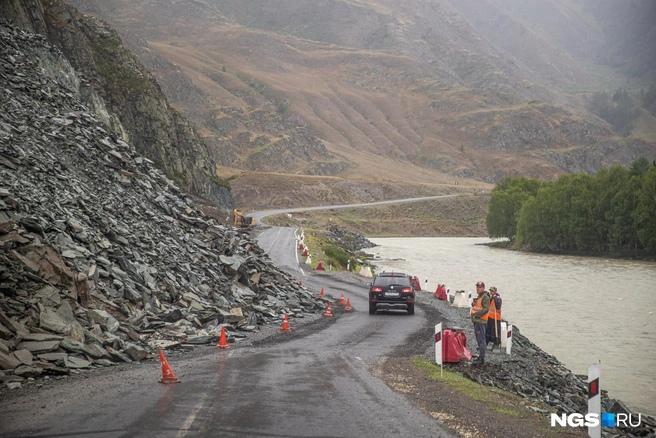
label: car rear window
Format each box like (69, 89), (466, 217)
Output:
(373, 276), (411, 287)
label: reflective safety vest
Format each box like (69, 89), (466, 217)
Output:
(470, 294), (489, 321)
(487, 296), (501, 320)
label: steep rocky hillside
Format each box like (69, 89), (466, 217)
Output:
(67, 0), (656, 208)
(0, 20), (320, 378)
(0, 0), (232, 207)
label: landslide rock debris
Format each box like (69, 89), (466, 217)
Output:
(0, 22), (321, 388)
(326, 225), (375, 252)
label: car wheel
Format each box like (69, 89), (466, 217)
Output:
(407, 304), (415, 315)
(369, 303), (376, 315)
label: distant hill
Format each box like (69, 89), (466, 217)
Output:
(69, 0), (656, 206)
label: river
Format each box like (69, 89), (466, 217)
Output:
(364, 237), (656, 416)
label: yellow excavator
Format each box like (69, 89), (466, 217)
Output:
(231, 209), (256, 228)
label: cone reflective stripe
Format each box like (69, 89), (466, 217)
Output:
(500, 321), (508, 348)
(434, 323), (443, 374)
(217, 326), (230, 349)
(505, 323), (512, 355)
(323, 302), (333, 317)
(159, 350), (180, 384)
(588, 364), (601, 438)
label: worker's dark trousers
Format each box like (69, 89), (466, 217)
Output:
(486, 318), (501, 345)
(474, 323), (486, 362)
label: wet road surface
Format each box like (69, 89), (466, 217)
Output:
(0, 210), (451, 437)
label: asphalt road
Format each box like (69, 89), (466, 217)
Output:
(0, 201), (451, 438)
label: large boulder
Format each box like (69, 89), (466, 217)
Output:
(87, 309), (119, 333)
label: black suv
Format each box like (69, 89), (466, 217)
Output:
(369, 272), (415, 315)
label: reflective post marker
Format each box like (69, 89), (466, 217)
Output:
(434, 323), (443, 377)
(500, 321), (507, 348)
(588, 363), (601, 438)
(505, 323), (512, 355)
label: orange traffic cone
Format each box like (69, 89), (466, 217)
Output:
(323, 302), (333, 318)
(319, 287), (325, 298)
(339, 292), (346, 306)
(159, 350), (180, 384)
(344, 298), (352, 312)
(280, 314), (291, 332)
(217, 326), (230, 349)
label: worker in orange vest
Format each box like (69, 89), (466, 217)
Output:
(486, 286), (502, 350)
(470, 281), (490, 365)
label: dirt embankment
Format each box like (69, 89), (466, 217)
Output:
(265, 194), (489, 237)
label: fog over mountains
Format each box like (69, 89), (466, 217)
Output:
(69, 0), (656, 205)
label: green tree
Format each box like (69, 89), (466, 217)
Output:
(486, 177), (542, 240)
(636, 166), (656, 253)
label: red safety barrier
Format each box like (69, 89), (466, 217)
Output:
(443, 329), (472, 363)
(434, 284), (448, 301)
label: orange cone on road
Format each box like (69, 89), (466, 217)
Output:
(280, 314), (291, 332)
(159, 350), (180, 384)
(345, 298), (352, 312)
(316, 260), (325, 271)
(339, 292), (346, 306)
(323, 302), (334, 318)
(319, 288), (325, 298)
(217, 326), (230, 349)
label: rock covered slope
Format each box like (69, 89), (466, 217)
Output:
(1, 0), (232, 207)
(0, 22), (321, 382)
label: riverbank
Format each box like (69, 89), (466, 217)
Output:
(478, 240), (656, 262)
(381, 292), (656, 437)
(365, 237), (656, 417)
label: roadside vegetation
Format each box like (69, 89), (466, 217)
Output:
(487, 159), (656, 258)
(382, 356), (579, 437)
(301, 230), (371, 273)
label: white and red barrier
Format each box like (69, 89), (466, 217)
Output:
(588, 363), (601, 438)
(434, 322), (443, 376)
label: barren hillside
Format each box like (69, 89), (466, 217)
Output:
(69, 0), (656, 206)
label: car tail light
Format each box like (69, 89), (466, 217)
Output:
(370, 287), (383, 293)
(401, 287), (413, 294)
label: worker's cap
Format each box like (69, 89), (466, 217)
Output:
(475, 281), (485, 288)
(490, 286), (497, 292)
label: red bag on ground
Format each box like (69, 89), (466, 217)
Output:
(443, 329), (473, 363)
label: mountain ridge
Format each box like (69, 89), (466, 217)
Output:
(65, 0), (656, 205)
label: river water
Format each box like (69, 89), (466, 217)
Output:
(365, 237), (656, 415)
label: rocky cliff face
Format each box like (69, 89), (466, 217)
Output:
(0, 0), (232, 208)
(0, 19), (319, 381)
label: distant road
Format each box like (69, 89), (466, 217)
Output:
(253, 193), (462, 277)
(251, 193), (461, 222)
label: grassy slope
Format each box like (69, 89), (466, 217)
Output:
(265, 194), (489, 237)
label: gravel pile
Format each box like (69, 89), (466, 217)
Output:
(326, 225), (375, 252)
(0, 22), (321, 389)
(416, 293), (656, 437)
